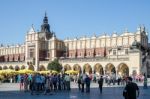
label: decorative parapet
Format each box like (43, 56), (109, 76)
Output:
(0, 61), (26, 65)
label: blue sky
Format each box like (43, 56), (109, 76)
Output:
(0, 0), (150, 44)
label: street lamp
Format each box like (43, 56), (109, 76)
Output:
(143, 73), (148, 89)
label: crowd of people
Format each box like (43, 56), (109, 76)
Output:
(18, 73), (72, 95)
(14, 73), (144, 95)
(17, 73), (95, 94)
(1, 72), (144, 99)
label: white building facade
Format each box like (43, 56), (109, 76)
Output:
(0, 14), (149, 77)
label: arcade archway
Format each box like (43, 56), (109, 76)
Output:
(39, 65), (46, 71)
(105, 63), (116, 75)
(15, 65), (20, 71)
(21, 65), (25, 70)
(94, 63), (104, 75)
(28, 65), (34, 71)
(117, 63), (129, 76)
(73, 64), (81, 73)
(9, 65), (14, 70)
(3, 66), (8, 70)
(83, 64), (92, 74)
(64, 64), (71, 71)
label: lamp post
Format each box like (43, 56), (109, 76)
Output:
(143, 73), (148, 89)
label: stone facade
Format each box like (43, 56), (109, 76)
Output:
(0, 13), (149, 77)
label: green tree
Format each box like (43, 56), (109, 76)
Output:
(47, 59), (62, 72)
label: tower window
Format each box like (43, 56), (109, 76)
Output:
(113, 50), (116, 55)
(29, 49), (34, 58)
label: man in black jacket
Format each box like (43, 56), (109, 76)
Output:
(98, 76), (104, 94)
(123, 77), (139, 99)
(85, 75), (91, 93)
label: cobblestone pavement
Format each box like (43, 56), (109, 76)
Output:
(0, 82), (150, 99)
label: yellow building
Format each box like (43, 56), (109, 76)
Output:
(0, 13), (149, 77)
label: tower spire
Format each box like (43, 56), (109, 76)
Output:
(40, 12), (54, 39)
(41, 12), (50, 32)
(45, 11), (47, 17)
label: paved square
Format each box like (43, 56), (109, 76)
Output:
(0, 83), (150, 99)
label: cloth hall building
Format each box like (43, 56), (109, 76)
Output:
(0, 14), (150, 77)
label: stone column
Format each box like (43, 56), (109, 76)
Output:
(35, 34), (39, 71)
(81, 65), (84, 74)
(103, 68), (106, 75)
(25, 36), (28, 69)
(92, 66), (95, 74)
(50, 36), (56, 61)
(115, 67), (118, 76)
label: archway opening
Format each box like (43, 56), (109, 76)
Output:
(21, 65), (25, 70)
(118, 63), (129, 77)
(73, 64), (81, 73)
(94, 63), (103, 75)
(9, 65), (14, 70)
(28, 65), (34, 71)
(64, 64), (71, 72)
(15, 65), (20, 71)
(105, 63), (116, 76)
(83, 64), (92, 75)
(39, 65), (46, 71)
(3, 66), (8, 70)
